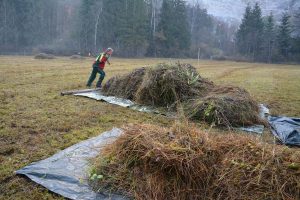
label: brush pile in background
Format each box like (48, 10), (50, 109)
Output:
(34, 53), (55, 59)
(70, 55), (85, 60)
(102, 63), (262, 126)
(90, 123), (300, 200)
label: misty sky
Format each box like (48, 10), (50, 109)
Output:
(187, 0), (300, 21)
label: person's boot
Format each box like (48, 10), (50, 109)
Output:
(86, 83), (92, 88)
(96, 83), (102, 88)
(96, 79), (103, 88)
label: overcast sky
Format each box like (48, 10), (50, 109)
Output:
(186, 0), (299, 21)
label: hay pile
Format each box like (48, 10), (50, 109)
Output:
(103, 67), (146, 99)
(70, 55), (85, 60)
(90, 123), (300, 200)
(103, 64), (213, 107)
(34, 53), (55, 59)
(135, 64), (214, 107)
(184, 86), (262, 126)
(103, 63), (262, 126)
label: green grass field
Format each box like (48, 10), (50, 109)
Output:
(0, 56), (299, 199)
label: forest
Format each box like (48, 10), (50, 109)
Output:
(0, 0), (299, 62)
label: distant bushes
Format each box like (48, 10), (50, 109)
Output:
(211, 55), (227, 61)
(70, 55), (85, 60)
(34, 53), (55, 59)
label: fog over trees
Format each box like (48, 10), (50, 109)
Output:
(0, 0), (299, 62)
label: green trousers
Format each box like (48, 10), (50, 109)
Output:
(86, 64), (106, 87)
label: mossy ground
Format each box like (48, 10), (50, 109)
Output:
(0, 56), (299, 199)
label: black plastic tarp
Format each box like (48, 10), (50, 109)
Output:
(269, 117), (300, 147)
(16, 128), (127, 200)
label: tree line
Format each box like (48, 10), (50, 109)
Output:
(0, 0), (299, 63)
(0, 0), (79, 55)
(76, 0), (234, 58)
(236, 3), (300, 62)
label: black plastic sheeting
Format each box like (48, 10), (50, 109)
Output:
(269, 117), (300, 147)
(16, 128), (127, 200)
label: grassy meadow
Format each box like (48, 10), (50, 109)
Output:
(0, 56), (299, 199)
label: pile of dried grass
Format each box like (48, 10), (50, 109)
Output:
(214, 139), (300, 200)
(102, 67), (146, 100)
(103, 63), (213, 106)
(34, 53), (55, 59)
(103, 63), (262, 126)
(184, 86), (262, 126)
(135, 64), (214, 107)
(70, 55), (85, 60)
(90, 123), (300, 200)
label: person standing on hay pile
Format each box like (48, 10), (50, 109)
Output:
(86, 48), (113, 88)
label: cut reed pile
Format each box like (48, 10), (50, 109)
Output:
(103, 63), (213, 106)
(103, 67), (146, 100)
(90, 123), (300, 200)
(184, 86), (262, 126)
(70, 55), (85, 60)
(34, 53), (55, 59)
(102, 63), (262, 126)
(134, 64), (214, 107)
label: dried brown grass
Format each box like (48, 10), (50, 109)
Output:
(184, 86), (263, 126)
(102, 63), (262, 126)
(102, 67), (146, 100)
(90, 123), (300, 200)
(134, 63), (214, 107)
(103, 63), (213, 107)
(34, 53), (55, 59)
(70, 55), (85, 60)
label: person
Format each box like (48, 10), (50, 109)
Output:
(86, 48), (113, 88)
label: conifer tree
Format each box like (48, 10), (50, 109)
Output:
(116, 0), (149, 57)
(236, 5), (252, 55)
(277, 13), (292, 58)
(236, 3), (264, 61)
(189, 4), (213, 57)
(77, 0), (96, 54)
(156, 0), (190, 57)
(251, 3), (264, 60)
(263, 14), (275, 63)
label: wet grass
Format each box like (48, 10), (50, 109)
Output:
(0, 56), (299, 199)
